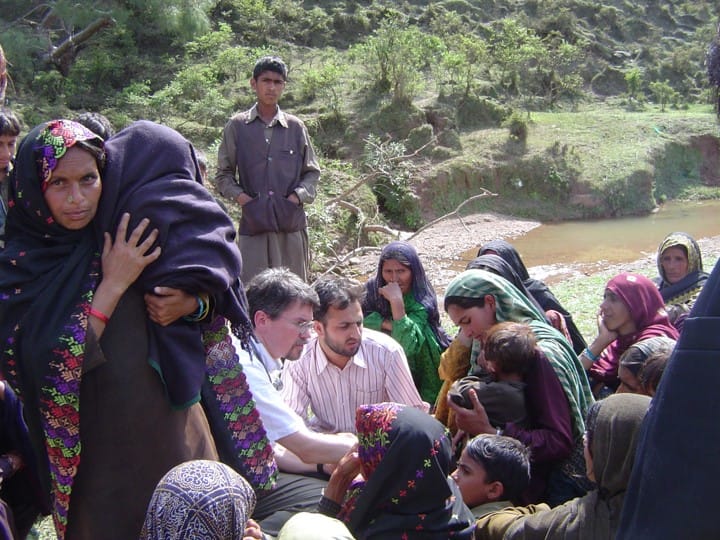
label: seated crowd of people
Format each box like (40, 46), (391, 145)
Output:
(0, 102), (715, 540)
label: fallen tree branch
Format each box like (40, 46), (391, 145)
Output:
(46, 16), (115, 75)
(407, 190), (496, 240)
(313, 246), (382, 282)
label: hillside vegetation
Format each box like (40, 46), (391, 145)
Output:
(2, 0), (720, 273)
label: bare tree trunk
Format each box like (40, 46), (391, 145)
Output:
(45, 17), (115, 75)
(0, 45), (6, 104)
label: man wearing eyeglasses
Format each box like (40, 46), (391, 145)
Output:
(235, 268), (356, 535)
(280, 275), (428, 434)
(214, 55), (320, 283)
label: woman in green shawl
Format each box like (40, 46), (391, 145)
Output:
(441, 269), (593, 505)
(474, 393), (651, 540)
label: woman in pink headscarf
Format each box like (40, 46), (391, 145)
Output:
(580, 273), (679, 396)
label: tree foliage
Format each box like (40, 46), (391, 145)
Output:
(351, 15), (444, 103)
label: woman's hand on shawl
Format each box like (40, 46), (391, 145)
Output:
(100, 213), (161, 296)
(324, 446), (362, 504)
(243, 518), (264, 540)
(91, 214), (161, 337)
(145, 287), (199, 326)
(447, 389), (495, 437)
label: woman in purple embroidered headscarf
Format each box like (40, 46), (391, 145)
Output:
(0, 119), (275, 539)
(318, 402), (476, 539)
(581, 272), (679, 395)
(362, 241), (450, 404)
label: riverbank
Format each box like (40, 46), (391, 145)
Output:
(350, 210), (720, 291)
(346, 210), (720, 339)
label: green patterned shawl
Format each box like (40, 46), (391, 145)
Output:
(445, 269), (593, 439)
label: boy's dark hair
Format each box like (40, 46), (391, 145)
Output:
(465, 434), (531, 503)
(253, 56), (288, 81)
(483, 321), (536, 376)
(246, 268), (319, 323)
(313, 276), (365, 322)
(0, 108), (20, 137)
(639, 349), (671, 395)
(75, 111), (115, 140)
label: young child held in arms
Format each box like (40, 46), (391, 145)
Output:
(449, 322), (536, 431)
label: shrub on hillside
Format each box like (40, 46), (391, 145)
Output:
(502, 111), (529, 141)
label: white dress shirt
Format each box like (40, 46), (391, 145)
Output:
(233, 335), (305, 442)
(280, 328), (428, 433)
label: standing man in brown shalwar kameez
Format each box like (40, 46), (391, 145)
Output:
(215, 56), (320, 282)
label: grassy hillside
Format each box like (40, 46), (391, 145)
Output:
(2, 0), (720, 272)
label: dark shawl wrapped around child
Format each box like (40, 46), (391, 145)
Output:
(0, 119), (275, 537)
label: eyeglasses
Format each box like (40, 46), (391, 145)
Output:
(280, 317), (315, 333)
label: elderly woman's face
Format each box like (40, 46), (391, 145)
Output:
(660, 246), (689, 284)
(43, 147), (102, 230)
(381, 258), (413, 294)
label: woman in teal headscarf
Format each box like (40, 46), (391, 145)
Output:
(440, 269), (593, 505)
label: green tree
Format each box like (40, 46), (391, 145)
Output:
(439, 34), (489, 98)
(625, 68), (643, 100)
(351, 16), (444, 103)
(534, 35), (585, 106)
(488, 18), (544, 97)
(2, 0), (214, 80)
(649, 80), (677, 111)
(299, 56), (344, 115)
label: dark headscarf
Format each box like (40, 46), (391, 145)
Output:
(140, 460), (256, 540)
(618, 259), (720, 539)
(467, 254), (547, 319)
(588, 273), (679, 385)
(339, 402), (475, 539)
(362, 241), (450, 349)
(477, 240), (587, 353)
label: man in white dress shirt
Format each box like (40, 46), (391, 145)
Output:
(238, 268), (356, 535)
(239, 268), (356, 466)
(281, 275), (428, 434)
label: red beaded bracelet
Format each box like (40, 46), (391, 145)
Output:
(89, 307), (110, 325)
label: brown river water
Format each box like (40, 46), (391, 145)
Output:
(457, 199), (720, 284)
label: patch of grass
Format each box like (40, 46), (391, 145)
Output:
(425, 104), (719, 221)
